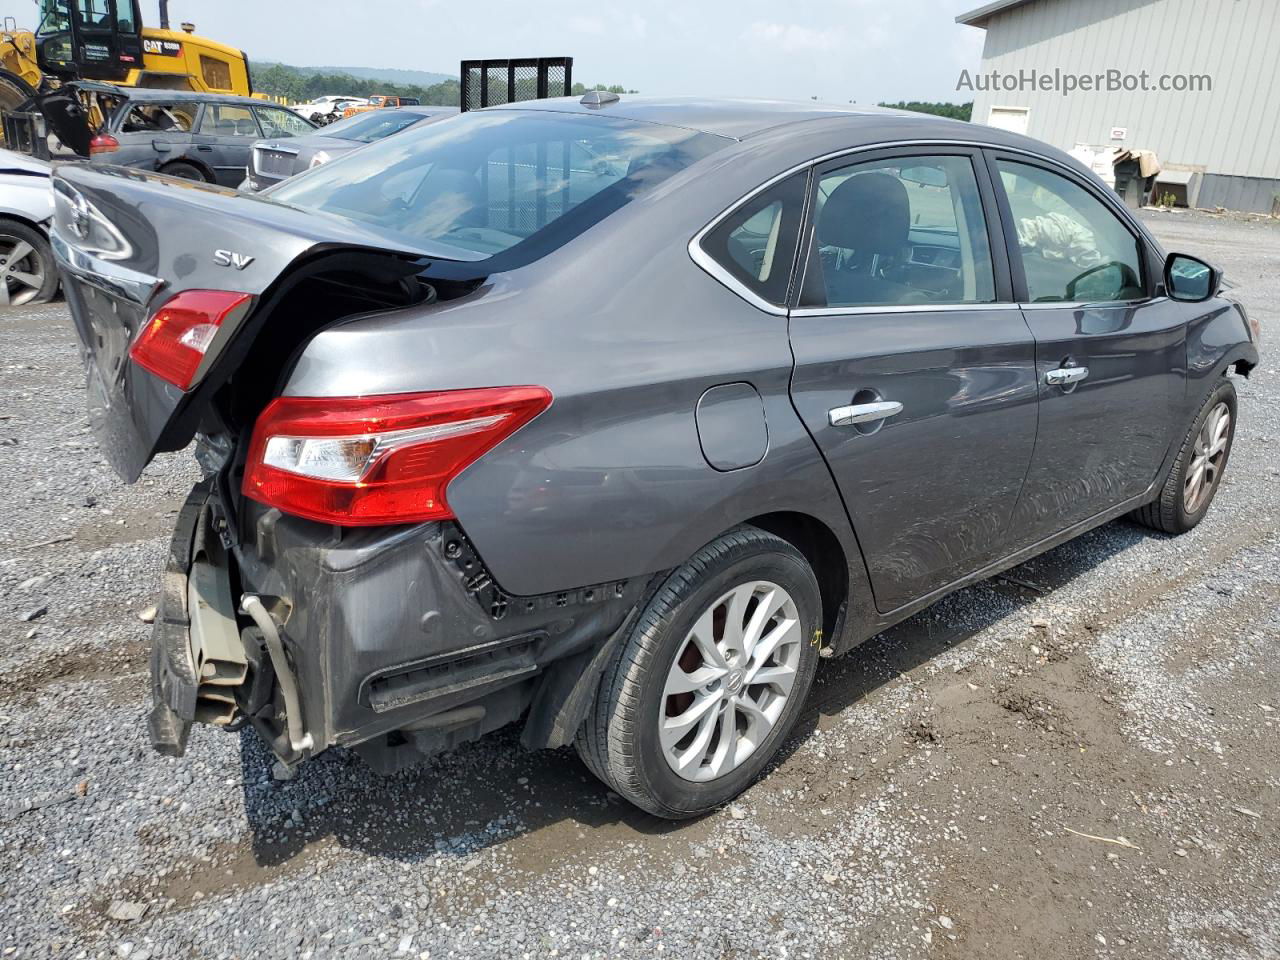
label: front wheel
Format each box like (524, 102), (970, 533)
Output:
(576, 527), (821, 819)
(1132, 377), (1237, 534)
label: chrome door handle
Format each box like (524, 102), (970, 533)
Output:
(1045, 366), (1089, 386)
(828, 401), (903, 427)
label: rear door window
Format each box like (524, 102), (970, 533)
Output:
(809, 155), (996, 308)
(198, 104), (259, 138)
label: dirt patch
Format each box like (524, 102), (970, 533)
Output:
(74, 502), (182, 552)
(0, 638), (148, 705)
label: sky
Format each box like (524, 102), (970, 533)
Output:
(132, 0), (989, 104)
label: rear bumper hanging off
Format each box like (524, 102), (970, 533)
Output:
(147, 479), (648, 773)
(147, 479), (216, 756)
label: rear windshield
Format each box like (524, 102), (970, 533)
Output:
(268, 110), (725, 263)
(323, 110), (426, 143)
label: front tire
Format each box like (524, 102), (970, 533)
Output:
(1132, 377), (1237, 534)
(576, 527), (821, 819)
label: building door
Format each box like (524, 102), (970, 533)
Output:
(988, 106), (1030, 136)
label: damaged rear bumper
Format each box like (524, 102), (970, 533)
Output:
(148, 480), (645, 773)
(147, 479), (214, 757)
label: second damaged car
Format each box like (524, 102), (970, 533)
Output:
(52, 97), (1258, 818)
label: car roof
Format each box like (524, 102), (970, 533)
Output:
(400, 105), (460, 117)
(490, 96), (933, 140)
(74, 82), (269, 107)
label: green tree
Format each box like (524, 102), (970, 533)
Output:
(252, 62), (632, 108)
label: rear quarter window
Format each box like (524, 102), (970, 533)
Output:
(118, 102), (198, 134)
(698, 173), (807, 308)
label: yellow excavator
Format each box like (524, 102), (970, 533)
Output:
(1, 1), (251, 145)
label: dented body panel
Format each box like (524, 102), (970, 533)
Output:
(57, 99), (1258, 779)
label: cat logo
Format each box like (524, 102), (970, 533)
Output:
(213, 249), (254, 270)
(142, 38), (182, 57)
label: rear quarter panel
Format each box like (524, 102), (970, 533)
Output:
(284, 132), (865, 599)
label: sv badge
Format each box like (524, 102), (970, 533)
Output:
(213, 249), (255, 270)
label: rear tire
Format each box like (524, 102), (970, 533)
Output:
(0, 218), (58, 306)
(160, 161), (209, 182)
(1132, 377), (1237, 534)
(576, 527), (821, 819)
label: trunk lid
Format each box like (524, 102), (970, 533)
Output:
(36, 87), (94, 158)
(51, 162), (447, 482)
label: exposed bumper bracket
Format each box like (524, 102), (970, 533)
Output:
(241, 594), (313, 756)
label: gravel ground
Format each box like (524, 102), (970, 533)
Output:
(1, 209), (1278, 960)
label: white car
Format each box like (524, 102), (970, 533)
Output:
(290, 96), (369, 123)
(0, 149), (57, 306)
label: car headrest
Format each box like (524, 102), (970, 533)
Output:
(418, 169), (485, 229)
(818, 171), (910, 256)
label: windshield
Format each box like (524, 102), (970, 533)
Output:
(269, 110), (725, 262)
(323, 110), (428, 143)
(36, 0), (70, 34)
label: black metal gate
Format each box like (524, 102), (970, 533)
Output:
(459, 58), (572, 112)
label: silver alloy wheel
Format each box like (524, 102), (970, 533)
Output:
(0, 234), (46, 307)
(659, 580), (802, 782)
(1184, 401), (1231, 514)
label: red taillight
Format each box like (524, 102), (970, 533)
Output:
(241, 387), (553, 526)
(89, 133), (120, 155)
(129, 290), (252, 389)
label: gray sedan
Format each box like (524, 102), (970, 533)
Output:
(49, 97), (1258, 819)
(243, 105), (458, 191)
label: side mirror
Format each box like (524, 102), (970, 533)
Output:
(1165, 253), (1220, 303)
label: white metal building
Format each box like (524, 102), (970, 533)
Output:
(958, 0), (1280, 213)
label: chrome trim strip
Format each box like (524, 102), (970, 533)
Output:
(687, 161), (800, 316)
(50, 230), (163, 305)
(1018, 298), (1158, 310)
(791, 302), (1021, 317)
(688, 136), (1146, 316)
(686, 234), (789, 317)
(256, 143), (300, 156)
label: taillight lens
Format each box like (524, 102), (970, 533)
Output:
(242, 387), (553, 526)
(129, 290), (252, 389)
(89, 133), (120, 155)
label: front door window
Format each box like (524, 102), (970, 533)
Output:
(997, 160), (1146, 303)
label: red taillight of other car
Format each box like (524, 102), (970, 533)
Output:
(241, 387), (553, 526)
(89, 133), (120, 155)
(129, 290), (252, 389)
